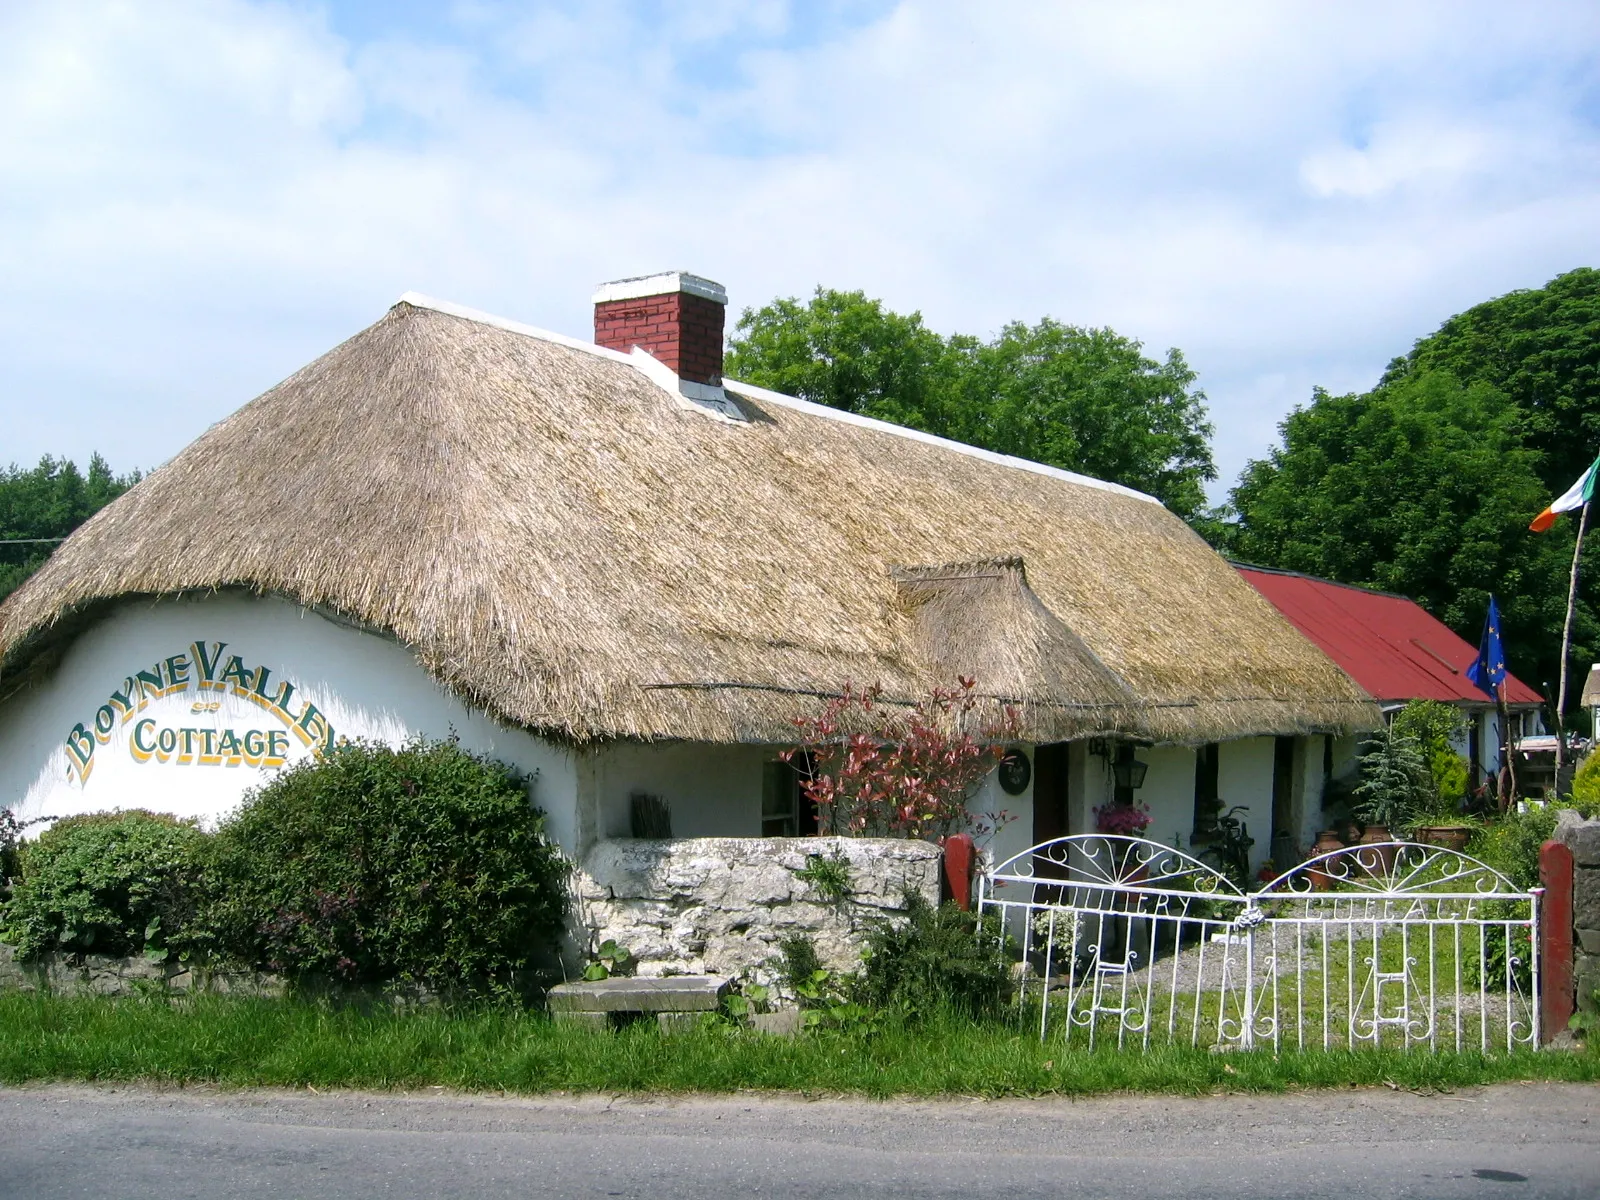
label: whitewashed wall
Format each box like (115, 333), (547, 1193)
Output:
(966, 757), (1033, 870)
(0, 594), (1342, 882)
(1135, 745), (1197, 855)
(974, 737), (1310, 875)
(584, 740), (770, 841)
(0, 594), (582, 853)
(1216, 736), (1276, 871)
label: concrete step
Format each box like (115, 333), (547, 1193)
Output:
(547, 975), (731, 1013)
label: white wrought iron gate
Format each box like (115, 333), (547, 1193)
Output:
(976, 835), (1543, 1052)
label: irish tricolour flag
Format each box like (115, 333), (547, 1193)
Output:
(1531, 452), (1600, 532)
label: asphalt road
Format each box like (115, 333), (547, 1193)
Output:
(1, 1082), (1596, 1199)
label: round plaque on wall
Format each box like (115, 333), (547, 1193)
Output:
(997, 747), (1032, 795)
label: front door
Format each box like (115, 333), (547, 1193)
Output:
(1270, 736), (1296, 866)
(1033, 742), (1070, 845)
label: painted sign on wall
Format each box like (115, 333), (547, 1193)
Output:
(63, 640), (338, 784)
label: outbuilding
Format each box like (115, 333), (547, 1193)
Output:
(0, 273), (1378, 955)
(1237, 564), (1543, 806)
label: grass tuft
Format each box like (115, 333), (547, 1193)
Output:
(1, 992), (1594, 1098)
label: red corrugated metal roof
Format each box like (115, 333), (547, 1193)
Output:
(1237, 565), (1542, 707)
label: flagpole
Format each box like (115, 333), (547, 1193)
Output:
(1496, 680), (1516, 810)
(1556, 499), (1591, 774)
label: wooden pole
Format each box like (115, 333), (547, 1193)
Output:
(1556, 500), (1591, 773)
(1497, 683), (1517, 810)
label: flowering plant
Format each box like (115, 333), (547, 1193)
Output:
(1093, 802), (1153, 836)
(782, 677), (1019, 842)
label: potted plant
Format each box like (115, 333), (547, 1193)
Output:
(1093, 802), (1153, 837)
(1353, 725), (1429, 873)
(1391, 699), (1473, 850)
(1410, 809), (1475, 852)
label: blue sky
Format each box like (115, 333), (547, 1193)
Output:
(3, 0), (1599, 501)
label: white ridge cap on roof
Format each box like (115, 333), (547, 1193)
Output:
(398, 292), (636, 365)
(396, 292), (1163, 508)
(725, 379), (1162, 506)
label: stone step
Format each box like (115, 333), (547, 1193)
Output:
(547, 975), (731, 1013)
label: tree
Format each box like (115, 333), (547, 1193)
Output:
(1381, 268), (1600, 498)
(726, 288), (1218, 524)
(724, 289), (960, 433)
(1228, 371), (1580, 701)
(966, 320), (1215, 521)
(0, 455), (141, 602)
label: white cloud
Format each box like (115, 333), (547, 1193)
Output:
(2, 0), (1599, 501)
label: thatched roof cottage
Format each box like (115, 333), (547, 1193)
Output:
(0, 273), (1377, 890)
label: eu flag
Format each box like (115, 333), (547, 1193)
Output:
(1465, 595), (1507, 696)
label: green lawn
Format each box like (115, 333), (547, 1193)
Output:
(1, 992), (1595, 1098)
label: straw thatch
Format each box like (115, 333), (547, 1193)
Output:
(1582, 664), (1600, 710)
(0, 298), (1378, 744)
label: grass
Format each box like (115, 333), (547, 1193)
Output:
(1, 991), (1596, 1098)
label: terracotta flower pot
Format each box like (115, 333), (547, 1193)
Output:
(1358, 824), (1397, 875)
(1414, 825), (1471, 852)
(1308, 831), (1344, 890)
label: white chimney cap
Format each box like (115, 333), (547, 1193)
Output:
(592, 271), (727, 305)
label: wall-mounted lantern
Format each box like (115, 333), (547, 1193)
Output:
(1112, 743), (1148, 791)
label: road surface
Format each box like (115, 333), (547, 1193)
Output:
(2, 1081), (1596, 1199)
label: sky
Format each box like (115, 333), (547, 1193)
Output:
(3, 0), (1599, 502)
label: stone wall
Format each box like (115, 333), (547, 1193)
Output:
(575, 836), (943, 984)
(0, 942), (284, 998)
(1557, 810), (1600, 1008)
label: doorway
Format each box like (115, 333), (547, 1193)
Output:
(1270, 736), (1297, 867)
(1032, 742), (1071, 845)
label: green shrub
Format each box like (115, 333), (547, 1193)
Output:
(1570, 753), (1600, 808)
(776, 933), (824, 999)
(1, 809), (24, 893)
(1354, 725), (1430, 829)
(203, 737), (567, 994)
(1, 811), (208, 960)
(857, 891), (1013, 1021)
(1468, 806), (1557, 890)
(1466, 795), (1600, 890)
(1391, 700), (1469, 812)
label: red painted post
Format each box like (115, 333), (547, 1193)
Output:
(1540, 839), (1575, 1043)
(943, 833), (975, 911)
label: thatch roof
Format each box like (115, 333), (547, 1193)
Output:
(0, 296), (1378, 744)
(1581, 664), (1600, 709)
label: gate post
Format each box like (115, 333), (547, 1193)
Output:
(942, 833), (975, 911)
(1540, 839), (1575, 1043)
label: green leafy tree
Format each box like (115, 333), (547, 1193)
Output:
(725, 289), (960, 433)
(965, 320), (1215, 521)
(1228, 371), (1578, 696)
(1381, 267), (1600, 498)
(0, 454), (141, 602)
(726, 288), (1217, 523)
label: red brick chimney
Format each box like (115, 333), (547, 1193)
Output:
(593, 272), (727, 386)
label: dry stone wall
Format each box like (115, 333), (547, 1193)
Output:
(1557, 810), (1600, 1008)
(0, 942), (284, 998)
(575, 836), (942, 984)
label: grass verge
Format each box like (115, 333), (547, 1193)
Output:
(1, 992), (1595, 1098)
